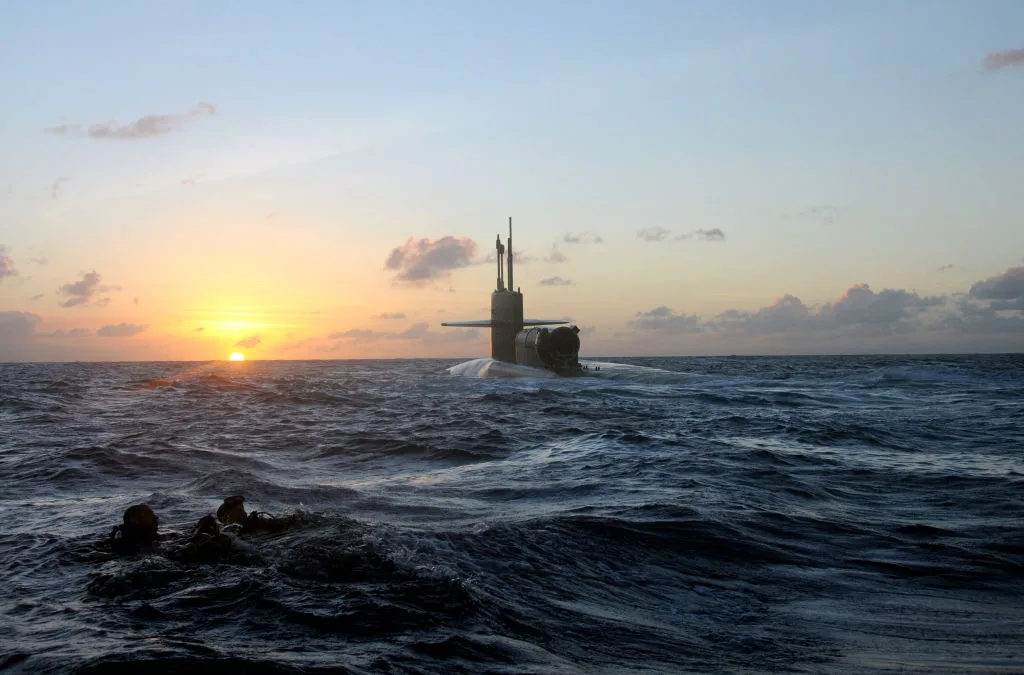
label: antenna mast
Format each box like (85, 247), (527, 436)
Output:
(495, 234), (505, 291)
(507, 217), (514, 293)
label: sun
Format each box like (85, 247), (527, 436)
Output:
(229, 352), (245, 361)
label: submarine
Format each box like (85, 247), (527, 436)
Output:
(441, 218), (584, 375)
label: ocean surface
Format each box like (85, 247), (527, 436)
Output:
(1, 355), (1022, 674)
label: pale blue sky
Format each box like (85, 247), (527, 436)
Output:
(1, 1), (1023, 359)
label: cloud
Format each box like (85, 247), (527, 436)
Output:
(563, 232), (603, 245)
(0, 246), (18, 283)
(329, 328), (381, 341)
(97, 323), (147, 337)
(234, 334), (261, 348)
(990, 298), (1024, 311)
(57, 271), (120, 308)
(328, 323), (481, 345)
(710, 295), (812, 334)
(984, 49), (1024, 72)
(710, 285), (943, 335)
(539, 276), (574, 286)
(394, 322), (429, 340)
(819, 284), (943, 328)
(938, 264), (954, 273)
(28, 294), (43, 301)
(51, 176), (68, 200)
(794, 205), (840, 224)
(637, 227), (671, 242)
(38, 328), (91, 338)
(0, 312), (41, 342)
(969, 267), (1024, 301)
(45, 102), (216, 141)
(629, 306), (704, 334)
(29, 256), (47, 266)
(544, 247), (568, 264)
(377, 312), (406, 320)
(932, 298), (1024, 335)
(385, 236), (476, 284)
(637, 227), (726, 242)
(679, 228), (725, 242)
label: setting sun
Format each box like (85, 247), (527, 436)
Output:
(229, 352), (245, 361)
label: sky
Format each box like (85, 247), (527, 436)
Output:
(1, 0), (1023, 361)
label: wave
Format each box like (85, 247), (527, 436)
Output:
(2, 356), (1022, 673)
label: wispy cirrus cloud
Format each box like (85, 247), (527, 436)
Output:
(57, 271), (120, 308)
(0, 246), (18, 284)
(680, 228), (725, 242)
(51, 176), (69, 200)
(544, 247), (568, 264)
(385, 236), (477, 285)
(45, 102), (216, 141)
(38, 328), (91, 338)
(539, 276), (574, 286)
(636, 227), (671, 242)
(97, 323), (147, 337)
(792, 205), (841, 224)
(563, 231), (603, 245)
(234, 335), (261, 349)
(636, 227), (725, 242)
(984, 48), (1024, 72)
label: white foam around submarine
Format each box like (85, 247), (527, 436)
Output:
(447, 358), (688, 381)
(447, 358), (559, 379)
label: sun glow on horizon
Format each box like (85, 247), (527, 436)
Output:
(229, 352), (245, 361)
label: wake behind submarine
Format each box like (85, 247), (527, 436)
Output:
(441, 218), (586, 375)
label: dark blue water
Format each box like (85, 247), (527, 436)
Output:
(1, 355), (1022, 673)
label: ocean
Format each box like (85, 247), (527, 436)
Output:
(1, 355), (1022, 673)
